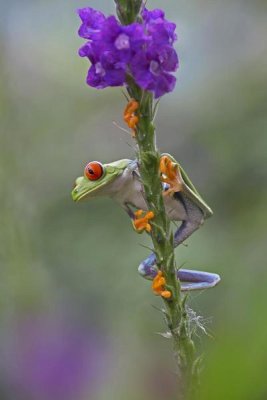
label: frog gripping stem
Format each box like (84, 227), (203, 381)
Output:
(75, 2), (221, 398)
(138, 251), (220, 291)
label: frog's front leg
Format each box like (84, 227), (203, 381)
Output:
(123, 203), (135, 219)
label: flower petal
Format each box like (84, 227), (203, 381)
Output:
(154, 73), (176, 98)
(77, 7), (106, 39)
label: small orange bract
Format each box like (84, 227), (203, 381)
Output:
(124, 99), (139, 137)
(152, 271), (172, 299)
(133, 209), (154, 233)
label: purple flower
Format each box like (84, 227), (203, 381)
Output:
(131, 45), (178, 98)
(88, 50), (127, 89)
(79, 40), (127, 88)
(78, 7), (106, 39)
(77, 6), (178, 97)
(142, 7), (177, 45)
(142, 8), (165, 21)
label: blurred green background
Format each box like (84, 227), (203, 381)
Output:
(0, 0), (267, 399)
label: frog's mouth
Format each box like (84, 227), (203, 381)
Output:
(72, 172), (119, 201)
(72, 176), (105, 201)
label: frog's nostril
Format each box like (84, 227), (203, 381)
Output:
(73, 183), (80, 194)
(71, 184), (80, 201)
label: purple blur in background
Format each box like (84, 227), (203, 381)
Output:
(0, 315), (108, 400)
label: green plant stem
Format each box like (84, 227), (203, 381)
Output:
(114, 0), (143, 24)
(115, 1), (198, 397)
(128, 83), (196, 397)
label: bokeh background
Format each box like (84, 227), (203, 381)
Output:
(1, 0), (267, 399)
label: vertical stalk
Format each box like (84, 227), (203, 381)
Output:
(128, 82), (196, 398)
(115, 1), (198, 397)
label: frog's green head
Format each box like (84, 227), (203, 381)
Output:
(72, 159), (131, 201)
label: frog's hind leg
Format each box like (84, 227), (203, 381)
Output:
(178, 269), (221, 291)
(138, 256), (220, 291)
(138, 252), (158, 279)
(132, 199), (220, 291)
(173, 193), (204, 246)
(137, 197), (206, 281)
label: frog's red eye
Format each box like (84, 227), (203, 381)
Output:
(84, 161), (104, 181)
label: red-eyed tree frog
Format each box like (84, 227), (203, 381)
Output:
(72, 154), (220, 291)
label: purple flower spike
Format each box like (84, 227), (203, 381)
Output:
(77, 6), (179, 97)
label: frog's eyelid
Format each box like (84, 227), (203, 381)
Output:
(101, 165), (106, 178)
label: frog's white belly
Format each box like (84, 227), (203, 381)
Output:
(111, 168), (188, 222)
(164, 194), (188, 221)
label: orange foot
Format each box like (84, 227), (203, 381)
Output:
(160, 155), (183, 196)
(124, 99), (139, 137)
(152, 271), (172, 299)
(133, 209), (154, 233)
